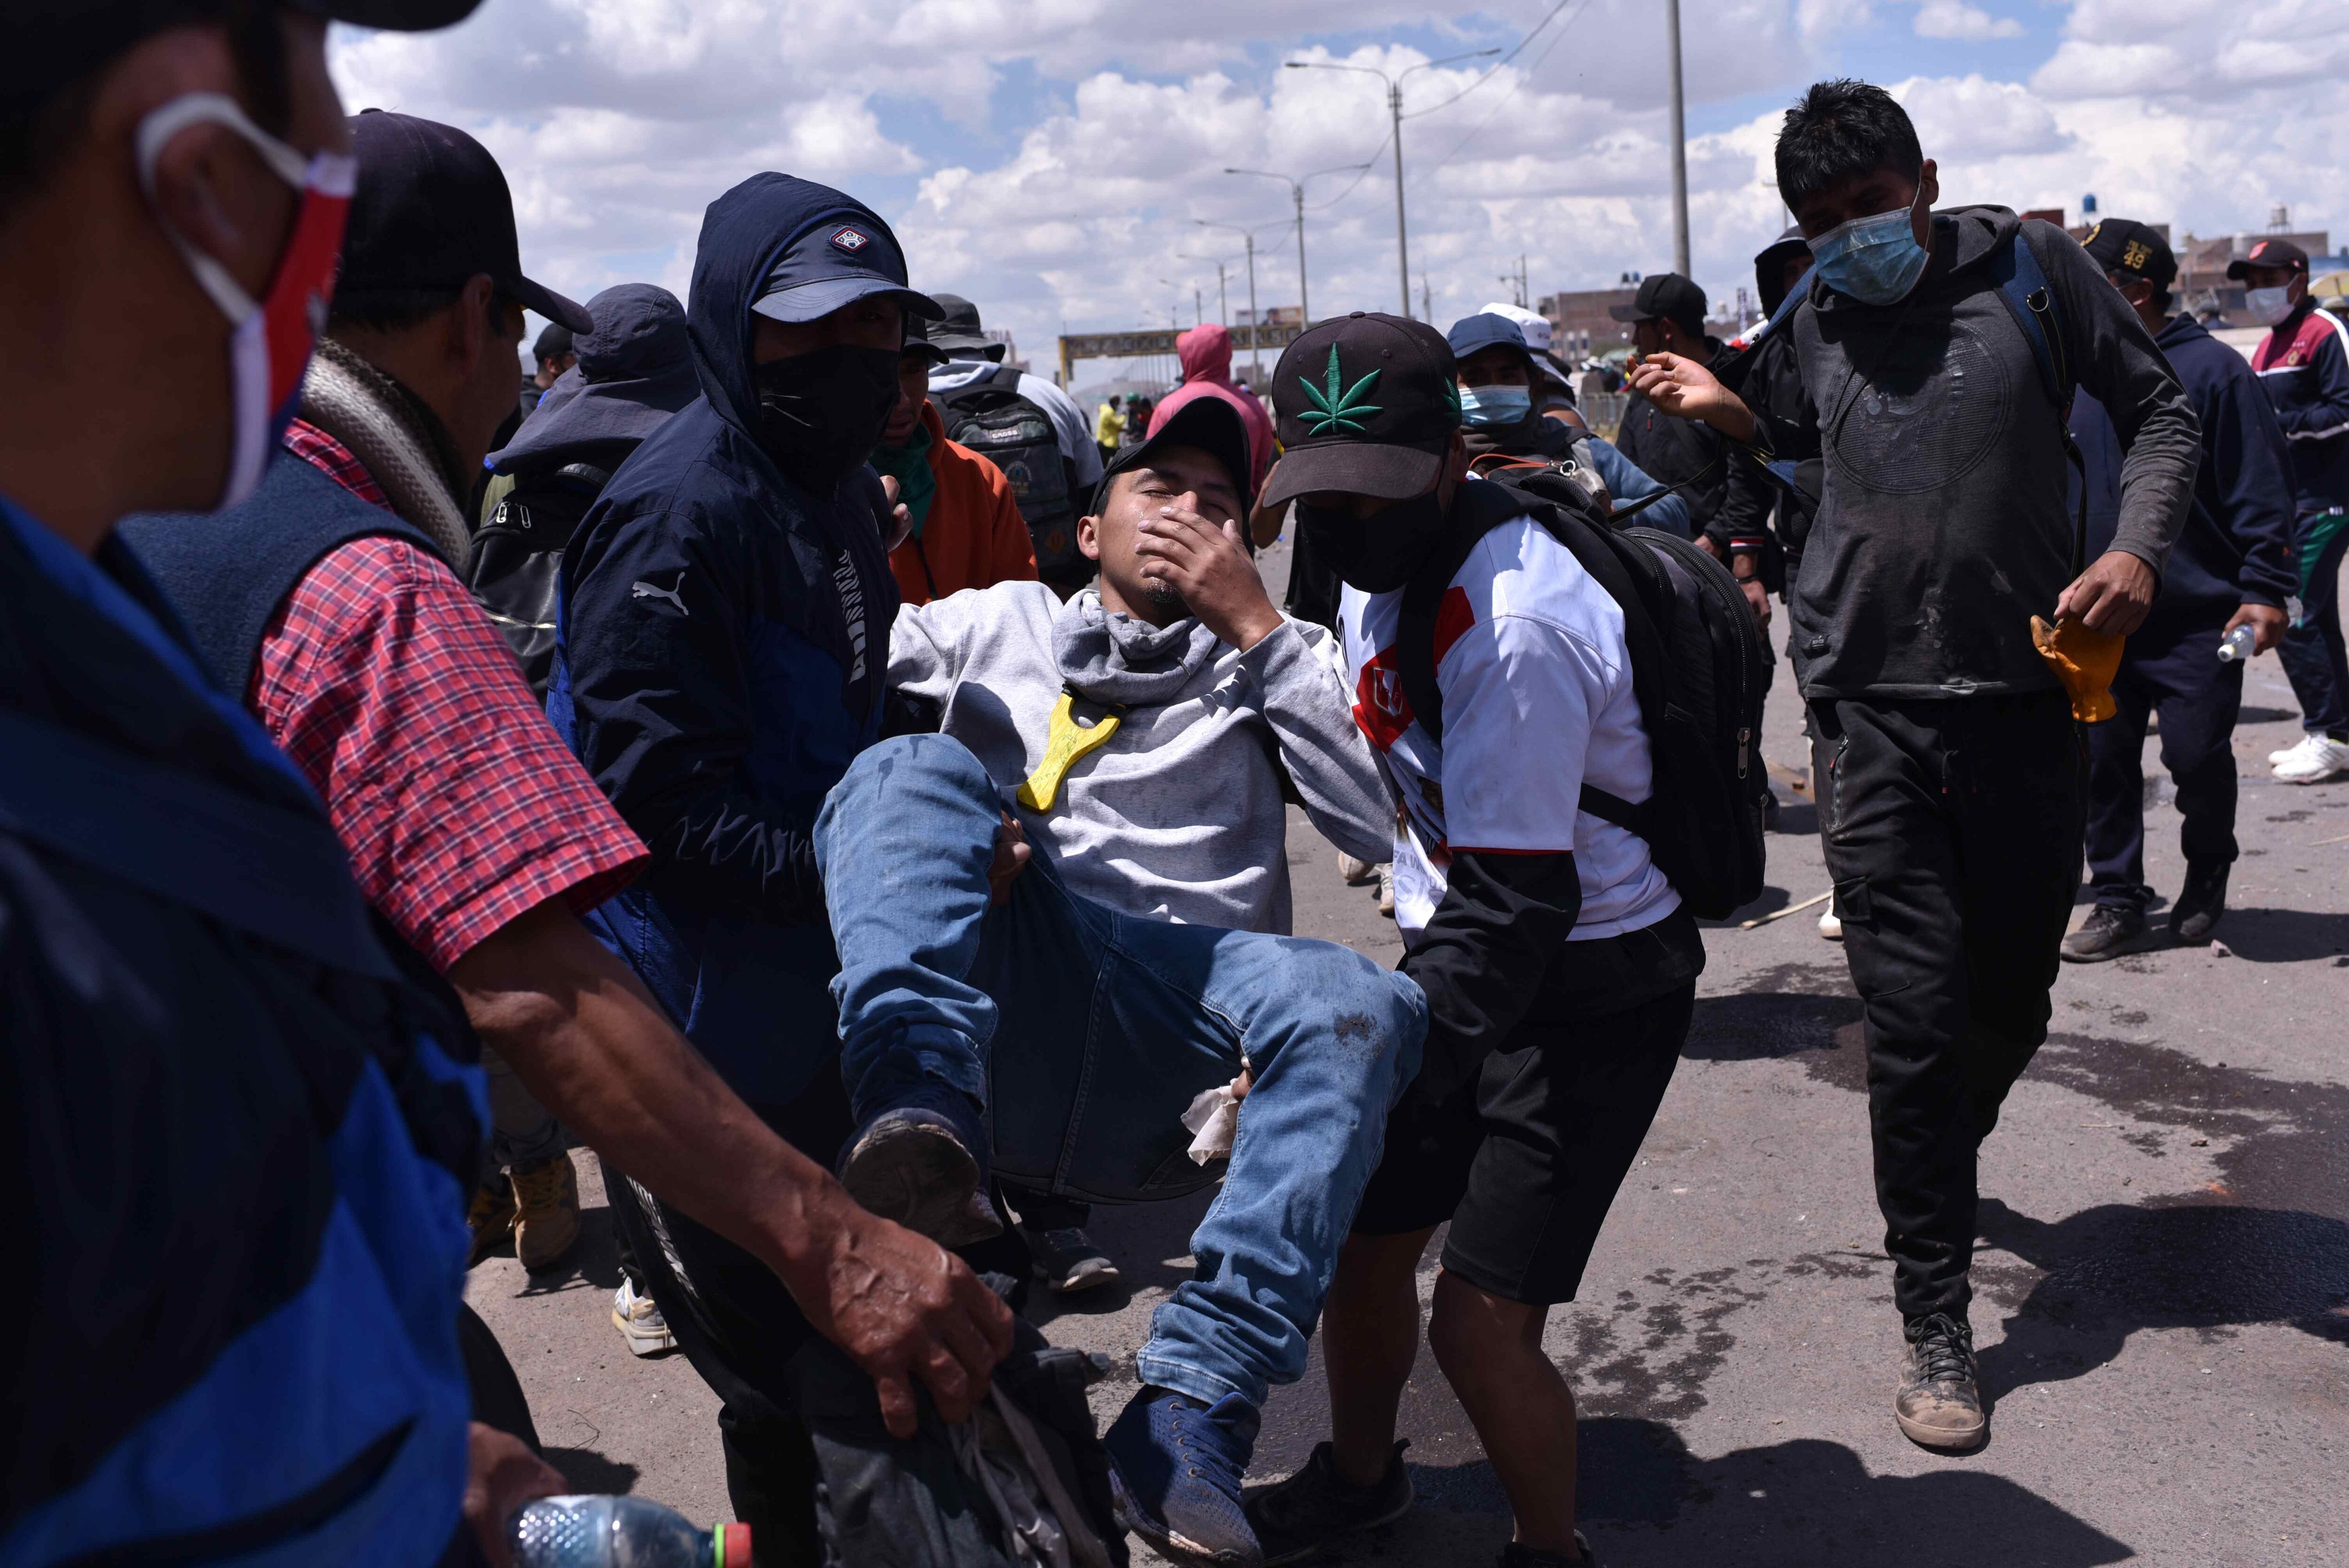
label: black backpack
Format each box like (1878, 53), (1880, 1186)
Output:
(793, 1275), (1128, 1568)
(1396, 470), (1767, 921)
(933, 369), (1084, 583)
(466, 461), (611, 699)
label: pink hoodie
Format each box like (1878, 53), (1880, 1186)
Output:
(1147, 323), (1276, 492)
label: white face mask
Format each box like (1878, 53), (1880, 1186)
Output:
(2246, 285), (2298, 327)
(136, 93), (358, 510)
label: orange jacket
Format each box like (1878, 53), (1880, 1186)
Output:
(889, 399), (1038, 605)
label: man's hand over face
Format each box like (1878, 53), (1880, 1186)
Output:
(2056, 550), (2158, 637)
(1134, 505), (1283, 652)
(793, 1200), (1018, 1440)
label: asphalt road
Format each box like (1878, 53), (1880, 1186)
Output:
(470, 536), (2349, 1567)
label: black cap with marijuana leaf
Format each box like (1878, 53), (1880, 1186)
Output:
(1260, 311), (1462, 508)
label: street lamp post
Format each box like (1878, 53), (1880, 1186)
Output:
(1286, 48), (1499, 320)
(1195, 219), (1266, 379)
(1224, 162), (1369, 329)
(1665, 0), (1690, 277)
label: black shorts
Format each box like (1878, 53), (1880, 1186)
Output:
(1351, 906), (1703, 1305)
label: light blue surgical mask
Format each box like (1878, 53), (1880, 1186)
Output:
(1808, 186), (1930, 307)
(1458, 383), (1532, 427)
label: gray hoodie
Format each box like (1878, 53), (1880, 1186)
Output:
(1766, 205), (2199, 701)
(889, 582), (1392, 933)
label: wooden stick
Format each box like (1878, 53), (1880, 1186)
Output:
(1739, 888), (1834, 930)
(2310, 832), (2349, 846)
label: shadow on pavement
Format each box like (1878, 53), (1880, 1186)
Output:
(545, 1446), (642, 1493)
(1289, 1423), (2134, 1567)
(1974, 1195), (2349, 1401)
(2200, 905), (2349, 962)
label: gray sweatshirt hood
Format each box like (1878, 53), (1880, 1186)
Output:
(1051, 590), (1223, 706)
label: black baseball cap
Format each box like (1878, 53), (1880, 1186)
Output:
(1260, 312), (1460, 509)
(1092, 395), (1256, 516)
(2082, 219), (2176, 292)
(13, 2), (482, 113)
(2229, 237), (2309, 279)
(532, 323), (574, 363)
(1608, 272), (1708, 338)
(923, 294), (1001, 359)
(336, 110), (592, 333)
(751, 210), (940, 326)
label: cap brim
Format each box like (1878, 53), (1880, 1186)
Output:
(2229, 256), (2305, 279)
(1606, 303), (1655, 323)
(510, 275), (593, 334)
(752, 276), (944, 326)
(1095, 397), (1257, 515)
(297, 0), (486, 29)
(902, 339), (951, 366)
(926, 330), (998, 356)
(1259, 441), (1442, 510)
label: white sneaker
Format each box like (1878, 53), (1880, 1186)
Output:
(1337, 854), (1377, 885)
(1375, 862), (1396, 919)
(1819, 907), (1843, 941)
(2274, 735), (2349, 784)
(612, 1277), (676, 1357)
(2268, 735), (2316, 767)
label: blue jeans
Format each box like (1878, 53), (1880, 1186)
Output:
(813, 735), (1427, 1409)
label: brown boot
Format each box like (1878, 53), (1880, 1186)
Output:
(510, 1152), (582, 1272)
(1895, 1312), (1986, 1451)
(466, 1172), (515, 1266)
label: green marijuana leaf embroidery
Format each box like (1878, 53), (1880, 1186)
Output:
(1298, 345), (1383, 434)
(1441, 380), (1462, 423)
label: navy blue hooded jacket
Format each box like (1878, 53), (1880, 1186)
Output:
(0, 496), (482, 1563)
(548, 174), (899, 1108)
(2071, 313), (2299, 628)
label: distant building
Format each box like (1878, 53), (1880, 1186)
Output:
(985, 326), (1029, 373)
(1538, 284), (1642, 360)
(2034, 205), (2338, 328)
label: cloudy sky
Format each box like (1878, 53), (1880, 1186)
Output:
(332, 0), (2349, 381)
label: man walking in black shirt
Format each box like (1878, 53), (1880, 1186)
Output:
(1610, 272), (1732, 538)
(1630, 78), (2197, 1452)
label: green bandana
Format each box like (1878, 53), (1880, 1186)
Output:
(870, 418), (938, 540)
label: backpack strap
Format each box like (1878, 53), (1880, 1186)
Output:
(1989, 228), (2089, 573)
(1394, 481), (1671, 839)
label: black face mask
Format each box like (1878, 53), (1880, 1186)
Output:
(751, 343), (901, 491)
(1295, 489), (1451, 594)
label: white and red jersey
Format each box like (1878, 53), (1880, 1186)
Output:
(1339, 498), (1680, 941)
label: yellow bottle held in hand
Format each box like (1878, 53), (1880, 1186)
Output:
(2030, 613), (2124, 723)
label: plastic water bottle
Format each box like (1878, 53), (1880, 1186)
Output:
(508, 1496), (749, 1568)
(2217, 623), (2257, 664)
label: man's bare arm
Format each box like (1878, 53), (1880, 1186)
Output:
(448, 898), (1014, 1438)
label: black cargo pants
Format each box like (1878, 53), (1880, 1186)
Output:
(1811, 691), (2083, 1322)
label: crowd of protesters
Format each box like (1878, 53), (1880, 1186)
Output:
(6, 4), (2337, 1565)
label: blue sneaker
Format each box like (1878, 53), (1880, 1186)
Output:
(839, 1086), (1003, 1247)
(1105, 1386), (1263, 1567)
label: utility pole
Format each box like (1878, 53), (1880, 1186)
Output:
(1195, 285), (1204, 327)
(1289, 48), (1496, 323)
(1390, 81), (1410, 317)
(1421, 273), (1432, 322)
(1665, 0), (1691, 278)
(1293, 183), (1309, 326)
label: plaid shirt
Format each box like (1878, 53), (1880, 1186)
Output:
(257, 420), (646, 971)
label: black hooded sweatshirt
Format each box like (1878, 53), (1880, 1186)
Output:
(1755, 207), (2198, 701)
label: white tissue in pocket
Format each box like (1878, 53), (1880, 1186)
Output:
(1180, 1079), (1244, 1164)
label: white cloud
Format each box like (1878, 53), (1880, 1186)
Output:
(323, 0), (2349, 381)
(1913, 1), (2024, 41)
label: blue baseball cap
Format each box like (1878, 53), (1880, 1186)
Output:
(1446, 312), (1534, 365)
(750, 210), (942, 326)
